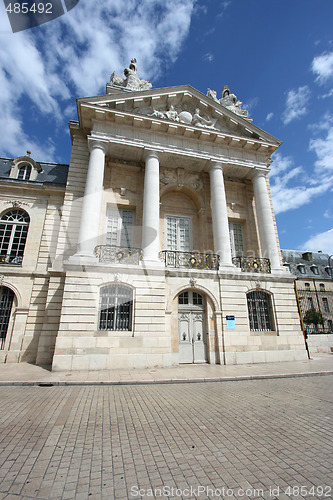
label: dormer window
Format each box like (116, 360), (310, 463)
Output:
(297, 264), (306, 274)
(17, 164), (32, 181)
(325, 267), (332, 277)
(310, 265), (319, 275)
(9, 151), (42, 182)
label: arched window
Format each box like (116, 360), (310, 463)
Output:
(0, 210), (30, 264)
(98, 284), (133, 331)
(247, 291), (274, 331)
(0, 287), (15, 349)
(17, 164), (32, 181)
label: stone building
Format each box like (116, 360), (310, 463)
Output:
(0, 61), (308, 369)
(282, 250), (333, 354)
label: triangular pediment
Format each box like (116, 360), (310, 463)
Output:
(76, 85), (280, 150)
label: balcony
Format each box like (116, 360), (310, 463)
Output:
(160, 250), (220, 270)
(232, 256), (271, 273)
(94, 245), (143, 265)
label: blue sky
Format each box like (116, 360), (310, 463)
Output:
(0, 0), (332, 254)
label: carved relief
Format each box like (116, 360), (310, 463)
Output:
(189, 277), (197, 288)
(5, 200), (30, 208)
(141, 104), (225, 131)
(160, 168), (203, 191)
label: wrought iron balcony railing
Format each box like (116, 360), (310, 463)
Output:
(160, 250), (220, 270)
(94, 245), (143, 265)
(232, 256), (271, 273)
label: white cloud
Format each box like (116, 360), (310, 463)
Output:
(217, 1), (231, 17)
(203, 53), (214, 62)
(269, 152), (333, 214)
(309, 125), (333, 174)
(282, 86), (311, 125)
(312, 51), (333, 84)
(266, 112), (274, 122)
(302, 228), (333, 254)
(0, 0), (196, 159)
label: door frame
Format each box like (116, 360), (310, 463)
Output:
(178, 290), (208, 364)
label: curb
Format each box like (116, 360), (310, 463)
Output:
(0, 370), (332, 387)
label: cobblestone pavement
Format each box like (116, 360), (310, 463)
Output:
(0, 376), (332, 500)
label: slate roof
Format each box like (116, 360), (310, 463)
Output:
(0, 157), (69, 187)
(282, 249), (333, 280)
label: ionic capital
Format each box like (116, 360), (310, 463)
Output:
(87, 137), (109, 154)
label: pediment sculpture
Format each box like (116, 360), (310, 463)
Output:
(110, 58), (152, 91)
(207, 85), (250, 119)
(144, 105), (220, 131)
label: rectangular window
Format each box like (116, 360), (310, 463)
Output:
(165, 216), (191, 251)
(322, 298), (330, 313)
(106, 208), (134, 248)
(229, 222), (245, 257)
(307, 297), (314, 309)
(99, 284), (133, 331)
(328, 320), (333, 332)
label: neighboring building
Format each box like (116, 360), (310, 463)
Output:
(0, 152), (68, 362)
(0, 60), (308, 370)
(282, 250), (333, 353)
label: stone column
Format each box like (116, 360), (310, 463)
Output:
(252, 169), (281, 270)
(209, 162), (233, 267)
(142, 151), (160, 263)
(75, 138), (108, 260)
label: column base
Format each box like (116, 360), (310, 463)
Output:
(219, 263), (241, 274)
(67, 253), (98, 265)
(271, 266), (289, 275)
(141, 258), (164, 268)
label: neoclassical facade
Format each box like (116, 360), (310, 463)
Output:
(0, 62), (308, 369)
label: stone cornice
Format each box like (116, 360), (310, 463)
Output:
(82, 104), (276, 157)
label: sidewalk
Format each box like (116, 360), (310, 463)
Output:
(0, 353), (332, 386)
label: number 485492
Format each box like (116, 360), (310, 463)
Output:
(6, 3), (53, 14)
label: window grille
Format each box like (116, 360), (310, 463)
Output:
(247, 291), (274, 331)
(0, 287), (14, 349)
(98, 284), (133, 331)
(192, 292), (203, 306)
(178, 292), (189, 305)
(17, 165), (32, 181)
(0, 210), (30, 264)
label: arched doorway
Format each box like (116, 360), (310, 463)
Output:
(0, 287), (15, 350)
(178, 290), (207, 363)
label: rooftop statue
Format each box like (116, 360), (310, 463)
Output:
(207, 85), (249, 119)
(110, 58), (152, 91)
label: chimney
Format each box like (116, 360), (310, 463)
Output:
(302, 252), (313, 261)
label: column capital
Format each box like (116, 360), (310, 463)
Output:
(87, 137), (109, 153)
(253, 167), (268, 179)
(209, 161), (224, 173)
(144, 149), (160, 161)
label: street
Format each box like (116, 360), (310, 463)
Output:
(0, 376), (332, 499)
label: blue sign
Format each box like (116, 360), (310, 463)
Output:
(226, 315), (235, 329)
